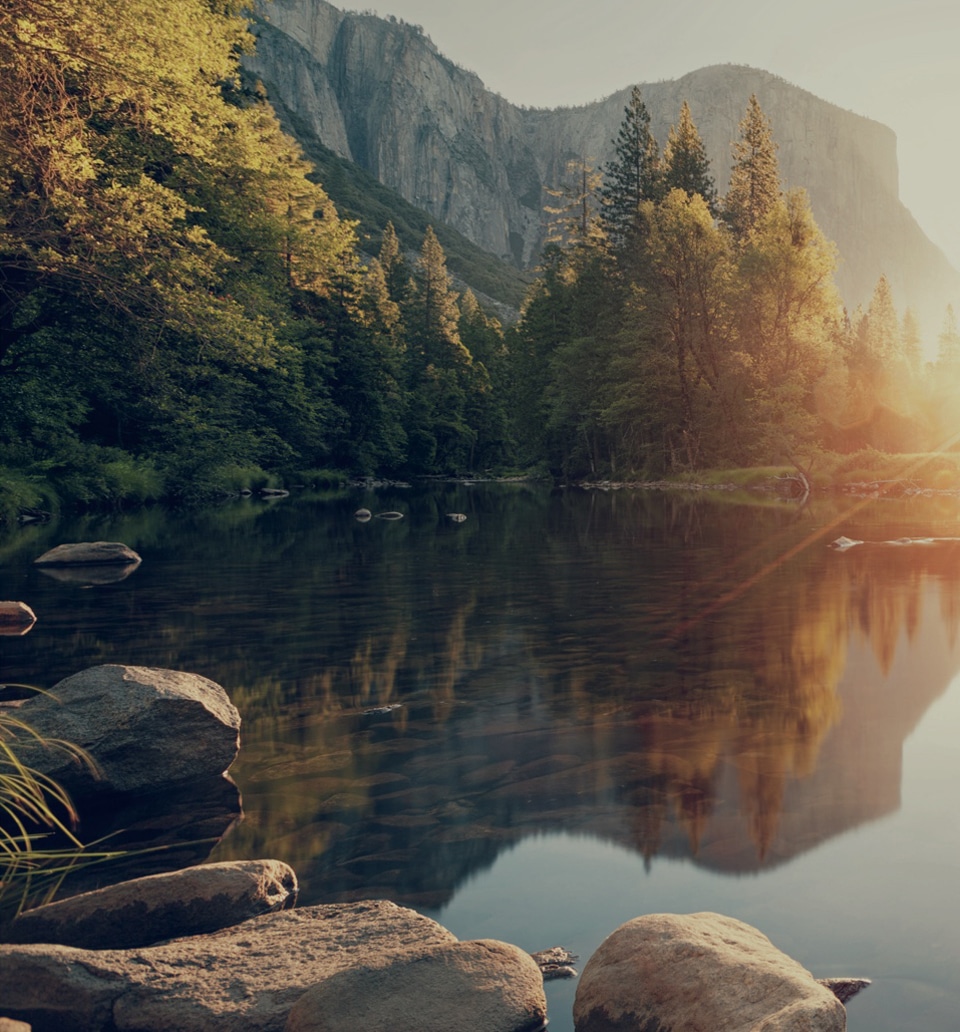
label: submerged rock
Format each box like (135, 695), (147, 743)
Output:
(16, 665), (241, 796)
(3, 860), (297, 951)
(573, 912), (846, 1032)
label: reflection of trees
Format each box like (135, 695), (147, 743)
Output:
(7, 488), (960, 901)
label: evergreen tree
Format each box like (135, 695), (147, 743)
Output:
(403, 227), (475, 471)
(901, 307), (922, 373)
(600, 86), (663, 251)
(863, 275), (901, 365)
(378, 221), (410, 302)
(723, 95), (781, 239)
(937, 304), (960, 367)
(662, 101), (717, 213)
(544, 159), (605, 250)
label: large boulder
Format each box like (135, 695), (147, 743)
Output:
(16, 665), (241, 796)
(33, 541), (141, 566)
(286, 938), (547, 1032)
(2, 860), (297, 950)
(0, 900), (457, 1032)
(573, 912), (846, 1032)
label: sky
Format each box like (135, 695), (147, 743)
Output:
(364, 0), (960, 271)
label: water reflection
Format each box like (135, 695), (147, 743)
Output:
(3, 489), (960, 909)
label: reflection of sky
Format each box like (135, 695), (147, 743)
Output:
(422, 654), (960, 1032)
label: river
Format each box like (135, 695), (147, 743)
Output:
(4, 481), (960, 1030)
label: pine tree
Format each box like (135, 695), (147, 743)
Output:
(938, 304), (960, 367)
(900, 308), (922, 373)
(864, 274), (901, 365)
(723, 95), (781, 239)
(662, 101), (717, 213)
(600, 86), (663, 251)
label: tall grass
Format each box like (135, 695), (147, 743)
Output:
(0, 694), (122, 918)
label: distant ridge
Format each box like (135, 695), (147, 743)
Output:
(246, 0), (960, 335)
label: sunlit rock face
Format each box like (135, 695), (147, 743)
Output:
(247, 0), (959, 331)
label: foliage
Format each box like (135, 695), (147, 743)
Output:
(722, 94), (781, 239)
(0, 697), (122, 918)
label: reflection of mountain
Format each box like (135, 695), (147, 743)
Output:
(215, 533), (960, 904)
(9, 489), (960, 907)
(670, 586), (960, 872)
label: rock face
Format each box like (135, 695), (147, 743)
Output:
(16, 665), (241, 796)
(246, 0), (959, 333)
(0, 900), (457, 1032)
(286, 938), (547, 1032)
(33, 541), (141, 566)
(3, 861), (298, 950)
(572, 912), (846, 1032)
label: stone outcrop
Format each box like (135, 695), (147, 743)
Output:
(572, 912), (846, 1032)
(0, 901), (458, 1032)
(33, 541), (141, 566)
(15, 665), (241, 796)
(246, 0), (959, 333)
(286, 938), (547, 1032)
(2, 861), (298, 950)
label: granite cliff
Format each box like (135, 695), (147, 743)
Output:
(246, 0), (959, 333)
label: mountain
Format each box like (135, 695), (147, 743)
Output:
(245, 0), (960, 336)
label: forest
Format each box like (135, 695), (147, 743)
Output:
(3, 0), (960, 519)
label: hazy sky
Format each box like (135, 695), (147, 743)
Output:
(365, 0), (960, 272)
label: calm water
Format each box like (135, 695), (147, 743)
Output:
(4, 483), (960, 1030)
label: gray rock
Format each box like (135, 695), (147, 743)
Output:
(246, 1), (960, 331)
(573, 912), (846, 1032)
(285, 938), (547, 1032)
(33, 541), (141, 566)
(3, 860), (297, 950)
(16, 665), (241, 796)
(0, 900), (456, 1032)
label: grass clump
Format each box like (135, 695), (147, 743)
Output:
(0, 693), (122, 918)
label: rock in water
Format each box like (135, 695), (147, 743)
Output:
(15, 665), (241, 796)
(33, 542), (141, 566)
(573, 912), (845, 1032)
(3, 860), (298, 950)
(0, 602), (36, 635)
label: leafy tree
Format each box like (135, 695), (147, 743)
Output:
(662, 101), (717, 213)
(730, 189), (844, 460)
(636, 189), (735, 466)
(600, 87), (663, 252)
(723, 95), (781, 240)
